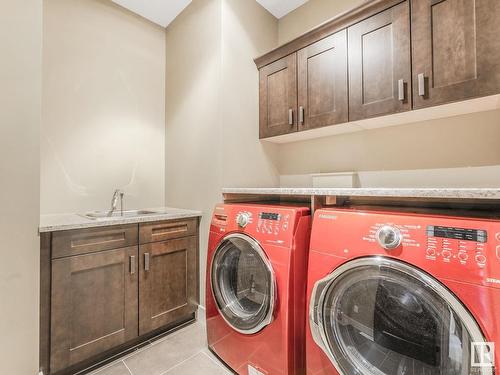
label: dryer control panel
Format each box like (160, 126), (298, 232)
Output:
(211, 203), (310, 248)
(257, 211), (289, 236)
(311, 209), (500, 289)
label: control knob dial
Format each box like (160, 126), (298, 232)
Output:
(236, 212), (251, 228)
(376, 225), (402, 250)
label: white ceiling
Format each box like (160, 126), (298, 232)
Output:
(113, 0), (309, 28)
(255, 0), (309, 19)
(111, 0), (192, 28)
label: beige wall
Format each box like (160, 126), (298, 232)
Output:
(166, 0), (223, 306)
(42, 0), (166, 214)
(276, 0), (500, 184)
(278, 110), (500, 175)
(220, 0), (280, 188)
(278, 0), (365, 44)
(165, 0), (279, 304)
(0, 0), (41, 374)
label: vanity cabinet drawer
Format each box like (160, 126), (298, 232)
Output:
(52, 225), (138, 259)
(139, 218), (198, 244)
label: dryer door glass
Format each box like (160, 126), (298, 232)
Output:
(211, 234), (275, 334)
(312, 258), (491, 375)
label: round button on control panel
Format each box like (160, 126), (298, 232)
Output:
(376, 225), (402, 251)
(236, 212), (251, 228)
(476, 254), (487, 265)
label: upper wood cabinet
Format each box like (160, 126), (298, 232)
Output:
(411, 0), (500, 108)
(50, 246), (138, 373)
(297, 30), (348, 130)
(259, 54), (297, 138)
(255, 0), (500, 140)
(348, 1), (411, 120)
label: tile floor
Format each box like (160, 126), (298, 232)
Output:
(89, 321), (232, 375)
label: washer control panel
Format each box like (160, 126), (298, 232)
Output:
(426, 226), (488, 268)
(427, 226), (487, 242)
(425, 226), (489, 267)
(312, 209), (500, 288)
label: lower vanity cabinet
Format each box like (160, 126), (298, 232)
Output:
(50, 246), (139, 373)
(139, 236), (198, 335)
(41, 218), (200, 375)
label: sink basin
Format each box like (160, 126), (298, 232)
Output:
(82, 209), (159, 220)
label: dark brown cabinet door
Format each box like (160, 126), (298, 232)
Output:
(50, 247), (138, 373)
(139, 236), (198, 335)
(348, 1), (411, 121)
(412, 0), (500, 108)
(259, 53), (297, 138)
(297, 30), (348, 130)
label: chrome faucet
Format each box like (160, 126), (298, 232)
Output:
(107, 189), (124, 217)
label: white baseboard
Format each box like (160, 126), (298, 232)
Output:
(197, 305), (206, 322)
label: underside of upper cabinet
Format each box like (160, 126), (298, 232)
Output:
(256, 0), (500, 142)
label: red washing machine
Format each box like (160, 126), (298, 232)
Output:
(206, 203), (311, 375)
(306, 208), (500, 375)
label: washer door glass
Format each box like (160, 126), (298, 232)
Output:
(211, 234), (274, 334)
(313, 258), (490, 375)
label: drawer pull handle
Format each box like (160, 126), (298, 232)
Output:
(144, 253), (150, 271)
(214, 214), (228, 222)
(299, 106), (304, 124)
(71, 233), (125, 248)
(152, 224), (188, 236)
(418, 73), (426, 97)
(398, 79), (405, 101)
(130, 256), (136, 274)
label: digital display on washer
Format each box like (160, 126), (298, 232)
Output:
(426, 226), (487, 243)
(260, 212), (280, 221)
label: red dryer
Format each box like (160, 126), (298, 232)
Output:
(206, 203), (311, 375)
(306, 208), (499, 375)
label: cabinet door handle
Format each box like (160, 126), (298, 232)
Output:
(288, 109), (294, 125)
(418, 73), (426, 97)
(144, 253), (150, 271)
(130, 255), (136, 274)
(299, 106), (304, 124)
(398, 79), (405, 101)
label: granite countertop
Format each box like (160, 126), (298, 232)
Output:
(222, 187), (500, 200)
(39, 207), (203, 233)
